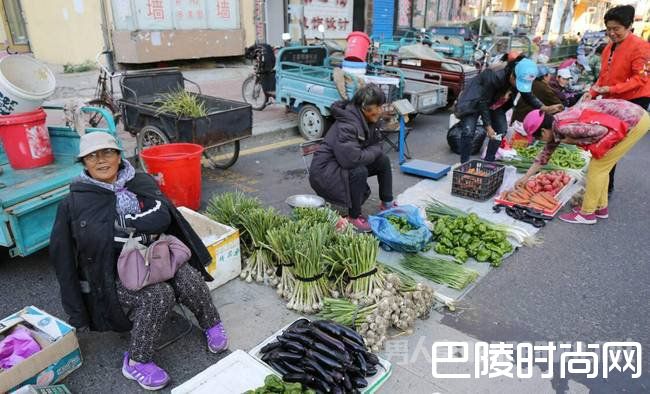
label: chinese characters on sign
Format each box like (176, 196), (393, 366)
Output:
(303, 0), (353, 39)
(216, 0), (230, 19)
(121, 0), (238, 30)
(431, 341), (642, 379)
(147, 0), (166, 20)
(173, 0), (204, 23)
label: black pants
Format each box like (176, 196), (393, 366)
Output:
(348, 153), (393, 218)
(458, 109), (508, 163)
(609, 97), (650, 193)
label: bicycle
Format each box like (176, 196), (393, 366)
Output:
(87, 51), (122, 128)
(241, 44), (276, 111)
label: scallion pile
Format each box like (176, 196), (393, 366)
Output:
(287, 223), (332, 314)
(401, 254), (478, 290)
(155, 90), (207, 118)
(292, 206), (341, 227)
(240, 208), (288, 284)
(205, 191), (261, 255)
(265, 221), (302, 299)
(326, 233), (384, 300)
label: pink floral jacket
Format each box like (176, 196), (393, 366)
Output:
(534, 99), (645, 165)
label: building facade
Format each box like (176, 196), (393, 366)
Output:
(0, 0), (258, 65)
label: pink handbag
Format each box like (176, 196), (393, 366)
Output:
(117, 233), (191, 291)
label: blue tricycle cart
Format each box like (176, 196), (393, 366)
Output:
(275, 46), (447, 140)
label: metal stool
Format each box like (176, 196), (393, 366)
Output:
(299, 138), (324, 175)
(155, 304), (194, 351)
(380, 126), (412, 159)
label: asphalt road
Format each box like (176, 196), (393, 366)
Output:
(1, 110), (648, 393)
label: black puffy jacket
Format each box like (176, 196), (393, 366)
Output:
(50, 172), (212, 332)
(309, 101), (382, 207)
(455, 67), (543, 126)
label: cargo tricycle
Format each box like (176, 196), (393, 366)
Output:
(275, 46), (447, 140)
(119, 68), (252, 169)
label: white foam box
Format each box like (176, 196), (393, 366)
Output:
(171, 350), (277, 394)
(0, 307), (82, 393)
(249, 319), (393, 394)
(178, 207), (241, 291)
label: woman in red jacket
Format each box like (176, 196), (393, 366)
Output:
(587, 5), (650, 194)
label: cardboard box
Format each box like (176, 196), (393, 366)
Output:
(0, 307), (82, 393)
(178, 207), (242, 291)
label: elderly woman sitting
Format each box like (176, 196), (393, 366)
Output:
(51, 132), (227, 391)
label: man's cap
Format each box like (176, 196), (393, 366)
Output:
(514, 58), (538, 93)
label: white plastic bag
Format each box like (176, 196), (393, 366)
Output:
(497, 165), (520, 195)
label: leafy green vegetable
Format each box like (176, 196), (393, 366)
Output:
(386, 214), (416, 233)
(244, 374), (314, 394)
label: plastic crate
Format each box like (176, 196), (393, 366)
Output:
(451, 160), (504, 201)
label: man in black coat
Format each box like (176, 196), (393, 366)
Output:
(309, 85), (395, 232)
(455, 57), (563, 162)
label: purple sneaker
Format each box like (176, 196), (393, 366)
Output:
(121, 352), (169, 391)
(206, 322), (229, 353)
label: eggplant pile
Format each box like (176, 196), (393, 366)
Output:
(260, 319), (382, 394)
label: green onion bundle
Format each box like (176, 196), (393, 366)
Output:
(326, 233), (384, 301)
(287, 223), (332, 314)
(292, 206), (341, 227)
(401, 254), (478, 290)
(155, 90), (207, 118)
(318, 298), (378, 328)
(205, 191), (261, 254)
(239, 208), (287, 284)
(265, 221), (302, 299)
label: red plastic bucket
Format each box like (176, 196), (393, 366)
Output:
(345, 32), (371, 62)
(140, 143), (204, 210)
(0, 107), (53, 169)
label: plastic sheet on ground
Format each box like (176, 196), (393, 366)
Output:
(385, 172), (583, 304)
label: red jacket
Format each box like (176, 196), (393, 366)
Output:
(590, 33), (650, 100)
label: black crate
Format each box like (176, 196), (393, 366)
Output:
(451, 160), (505, 201)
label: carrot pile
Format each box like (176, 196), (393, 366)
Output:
(499, 171), (571, 212)
(466, 168), (488, 176)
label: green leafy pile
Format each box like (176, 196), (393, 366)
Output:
(386, 214), (416, 233)
(244, 374), (314, 394)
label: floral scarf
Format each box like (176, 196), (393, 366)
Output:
(78, 159), (141, 216)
